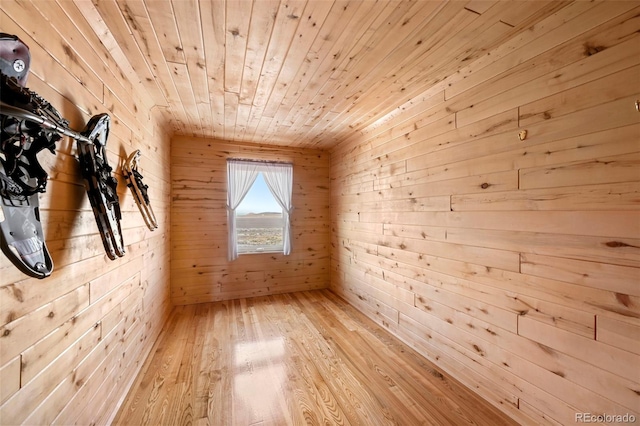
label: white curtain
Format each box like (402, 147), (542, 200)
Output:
(227, 160), (260, 260)
(262, 162), (294, 255)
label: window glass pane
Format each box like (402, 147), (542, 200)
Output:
(236, 173), (284, 253)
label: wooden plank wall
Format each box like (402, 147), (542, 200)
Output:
(0, 2), (172, 424)
(171, 136), (330, 305)
(330, 3), (640, 425)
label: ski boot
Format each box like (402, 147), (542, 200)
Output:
(123, 149), (158, 231)
(77, 114), (125, 260)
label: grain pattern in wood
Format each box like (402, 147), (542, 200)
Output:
(114, 290), (519, 426)
(171, 138), (330, 305)
(0, 2), (172, 424)
(330, 5), (640, 423)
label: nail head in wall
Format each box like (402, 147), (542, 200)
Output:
(518, 130), (527, 141)
(635, 100), (639, 112)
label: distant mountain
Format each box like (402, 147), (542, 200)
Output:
(239, 212), (282, 217)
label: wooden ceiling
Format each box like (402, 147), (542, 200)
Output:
(80, 0), (568, 149)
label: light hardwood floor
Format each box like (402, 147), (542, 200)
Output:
(113, 290), (518, 425)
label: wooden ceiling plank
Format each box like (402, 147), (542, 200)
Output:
(498, 0), (568, 29)
(244, 104), (267, 143)
(463, 1), (498, 15)
(285, 1), (400, 142)
(144, 0), (186, 64)
(224, 91), (239, 141)
(299, 0), (421, 131)
(274, 0), (366, 140)
(199, 0), (226, 140)
(261, 0), (335, 118)
(253, 114), (278, 145)
(172, 0), (208, 105)
(116, 0), (181, 107)
(225, 0), (254, 94)
(260, 0), (339, 142)
(281, 0), (387, 144)
(269, 0), (361, 127)
(325, 0), (453, 116)
(332, 0), (540, 135)
(316, 2), (474, 143)
(196, 100), (216, 140)
(172, 0), (211, 136)
(249, 0), (308, 110)
(170, 61), (201, 135)
(234, 103), (252, 141)
(243, 0), (308, 142)
(85, 0), (166, 106)
(306, 1), (587, 148)
(302, 10), (456, 136)
(300, 0), (428, 123)
(238, 0), (281, 105)
(332, 1), (509, 113)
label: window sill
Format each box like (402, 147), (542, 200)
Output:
(238, 247), (284, 255)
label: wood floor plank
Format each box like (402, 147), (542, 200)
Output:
(262, 295), (342, 425)
(286, 295), (385, 425)
(113, 290), (518, 425)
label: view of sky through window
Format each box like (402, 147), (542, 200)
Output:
(236, 172), (284, 253)
(236, 173), (282, 215)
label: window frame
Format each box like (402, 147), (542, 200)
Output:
(235, 173), (285, 255)
(226, 158), (293, 261)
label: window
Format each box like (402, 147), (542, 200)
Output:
(236, 174), (283, 254)
(226, 159), (293, 260)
